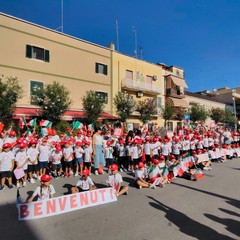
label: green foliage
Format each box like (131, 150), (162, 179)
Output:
(82, 90), (105, 125)
(161, 105), (176, 127)
(175, 107), (187, 121)
(54, 120), (70, 134)
(209, 108), (225, 124)
(0, 76), (23, 125)
(114, 92), (136, 122)
(136, 98), (157, 124)
(31, 81), (71, 124)
(189, 105), (208, 125)
(224, 109), (237, 128)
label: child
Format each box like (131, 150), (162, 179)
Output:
(0, 143), (15, 190)
(130, 139), (139, 172)
(15, 143), (29, 188)
(105, 141), (114, 173)
(27, 174), (55, 202)
(71, 169), (96, 193)
(74, 141), (85, 176)
(134, 161), (150, 189)
(38, 139), (50, 177)
(63, 140), (74, 178)
(27, 139), (39, 183)
(143, 137), (151, 166)
(83, 141), (92, 174)
(117, 139), (126, 171)
(52, 145), (63, 178)
(106, 164), (128, 196)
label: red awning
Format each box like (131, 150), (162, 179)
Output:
(13, 107), (118, 120)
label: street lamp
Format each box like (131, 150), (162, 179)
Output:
(232, 89), (237, 130)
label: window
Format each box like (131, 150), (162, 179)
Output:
(95, 91), (108, 104)
(95, 63), (108, 75)
(26, 45), (50, 62)
(167, 122), (173, 131)
(154, 97), (162, 116)
(30, 81), (44, 104)
(126, 70), (133, 80)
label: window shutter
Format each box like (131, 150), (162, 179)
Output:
(104, 65), (108, 75)
(95, 63), (99, 73)
(26, 45), (32, 58)
(44, 50), (50, 62)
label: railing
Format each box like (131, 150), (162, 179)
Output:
(122, 78), (161, 95)
(166, 88), (185, 98)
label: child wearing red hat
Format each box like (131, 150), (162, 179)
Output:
(134, 162), (150, 189)
(27, 174), (55, 202)
(71, 169), (96, 193)
(106, 164), (128, 196)
(0, 143), (15, 190)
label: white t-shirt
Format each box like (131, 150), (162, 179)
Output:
(76, 176), (94, 190)
(134, 168), (148, 181)
(161, 144), (171, 156)
(39, 145), (50, 162)
(106, 173), (123, 190)
(63, 147), (73, 162)
(84, 147), (92, 162)
(15, 151), (29, 170)
(130, 145), (139, 159)
(118, 145), (126, 157)
(172, 143), (181, 154)
(0, 151), (14, 171)
(105, 146), (114, 159)
(144, 143), (151, 155)
(33, 185), (55, 201)
(27, 147), (39, 165)
(74, 147), (84, 158)
(4, 137), (16, 144)
(52, 151), (63, 165)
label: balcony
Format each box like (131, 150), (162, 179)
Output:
(166, 88), (186, 99)
(122, 78), (161, 95)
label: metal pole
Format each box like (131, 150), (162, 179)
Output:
(132, 26), (137, 58)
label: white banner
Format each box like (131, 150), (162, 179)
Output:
(18, 188), (117, 221)
(197, 153), (209, 163)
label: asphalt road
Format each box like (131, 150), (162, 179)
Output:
(1, 158), (240, 240)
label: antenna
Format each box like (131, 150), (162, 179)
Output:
(132, 26), (137, 58)
(115, 18), (119, 51)
(55, 0), (64, 32)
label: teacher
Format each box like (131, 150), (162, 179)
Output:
(92, 127), (105, 175)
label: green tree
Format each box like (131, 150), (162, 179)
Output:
(189, 104), (208, 126)
(0, 76), (23, 125)
(31, 81), (71, 124)
(209, 108), (225, 124)
(82, 90), (105, 125)
(224, 109), (237, 128)
(136, 98), (157, 124)
(161, 105), (176, 127)
(175, 107), (187, 121)
(114, 92), (136, 122)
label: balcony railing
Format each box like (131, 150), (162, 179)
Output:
(122, 78), (161, 95)
(166, 88), (185, 98)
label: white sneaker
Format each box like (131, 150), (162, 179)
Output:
(95, 170), (99, 175)
(22, 182), (27, 187)
(30, 178), (35, 184)
(16, 183), (20, 188)
(120, 168), (123, 172)
(33, 173), (37, 179)
(150, 185), (156, 189)
(74, 173), (78, 177)
(139, 185), (142, 189)
(38, 176), (41, 180)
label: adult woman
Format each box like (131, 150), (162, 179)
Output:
(92, 127), (105, 175)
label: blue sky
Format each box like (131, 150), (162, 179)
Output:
(1, 0), (240, 92)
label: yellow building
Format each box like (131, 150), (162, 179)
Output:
(0, 13), (116, 121)
(111, 47), (165, 129)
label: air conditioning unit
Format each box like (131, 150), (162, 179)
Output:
(137, 91), (143, 97)
(152, 75), (158, 81)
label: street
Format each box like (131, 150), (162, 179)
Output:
(1, 158), (240, 240)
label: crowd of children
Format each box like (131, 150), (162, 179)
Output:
(0, 126), (239, 201)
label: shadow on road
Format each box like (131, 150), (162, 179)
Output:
(147, 196), (236, 240)
(122, 176), (135, 187)
(0, 190), (39, 240)
(204, 213), (240, 237)
(172, 182), (240, 209)
(219, 208), (240, 218)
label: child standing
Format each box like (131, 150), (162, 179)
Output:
(52, 145), (63, 178)
(83, 141), (92, 174)
(15, 143), (29, 188)
(63, 140), (74, 178)
(38, 139), (50, 178)
(0, 143), (15, 190)
(74, 141), (85, 176)
(105, 141), (114, 173)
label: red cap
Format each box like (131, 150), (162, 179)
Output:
(81, 169), (90, 176)
(75, 141), (82, 146)
(197, 149), (202, 154)
(133, 139), (139, 144)
(152, 159), (159, 164)
(192, 150), (196, 155)
(106, 141), (112, 146)
(19, 143), (27, 149)
(169, 154), (175, 160)
(10, 130), (16, 136)
(41, 174), (52, 182)
(2, 143), (11, 149)
(110, 164), (118, 171)
(30, 139), (38, 145)
(51, 141), (56, 145)
(55, 145), (62, 152)
(16, 138), (24, 144)
(159, 155), (165, 160)
(138, 162), (144, 168)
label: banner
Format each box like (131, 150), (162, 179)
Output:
(18, 188), (117, 221)
(196, 153), (209, 163)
